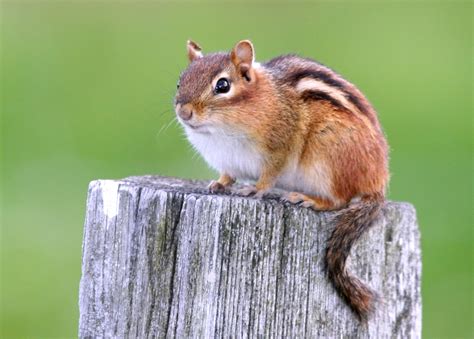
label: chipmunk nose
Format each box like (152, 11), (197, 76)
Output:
(178, 104), (193, 121)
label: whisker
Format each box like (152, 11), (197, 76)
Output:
(156, 117), (178, 137)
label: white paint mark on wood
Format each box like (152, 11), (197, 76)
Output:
(100, 180), (119, 219)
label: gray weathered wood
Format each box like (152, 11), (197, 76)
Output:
(79, 176), (421, 338)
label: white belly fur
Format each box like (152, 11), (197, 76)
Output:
(186, 128), (262, 180)
(186, 128), (334, 198)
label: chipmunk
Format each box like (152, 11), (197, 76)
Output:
(174, 39), (389, 321)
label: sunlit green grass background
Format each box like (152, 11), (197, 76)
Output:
(1, 1), (472, 337)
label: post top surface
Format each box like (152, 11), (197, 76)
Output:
(88, 175), (415, 214)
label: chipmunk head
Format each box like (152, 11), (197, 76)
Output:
(175, 40), (261, 134)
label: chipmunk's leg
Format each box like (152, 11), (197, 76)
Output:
(237, 165), (280, 198)
(208, 173), (235, 193)
(283, 192), (342, 211)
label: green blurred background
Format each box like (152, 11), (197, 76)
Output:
(1, 1), (472, 337)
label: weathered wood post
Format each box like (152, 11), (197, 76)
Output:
(79, 176), (421, 338)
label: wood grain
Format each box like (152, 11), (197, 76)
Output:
(79, 176), (421, 338)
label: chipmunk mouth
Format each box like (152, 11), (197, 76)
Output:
(181, 120), (211, 134)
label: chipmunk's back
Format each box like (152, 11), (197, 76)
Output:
(263, 54), (382, 130)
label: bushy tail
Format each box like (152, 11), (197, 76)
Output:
(325, 193), (384, 321)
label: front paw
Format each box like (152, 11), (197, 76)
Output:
(208, 180), (226, 194)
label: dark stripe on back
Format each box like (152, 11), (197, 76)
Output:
(301, 90), (346, 109)
(287, 69), (346, 90)
(345, 92), (366, 116)
(265, 55), (371, 117)
(288, 69), (370, 116)
(264, 54), (298, 68)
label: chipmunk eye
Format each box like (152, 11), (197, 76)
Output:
(214, 78), (230, 94)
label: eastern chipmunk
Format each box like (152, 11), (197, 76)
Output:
(175, 40), (389, 321)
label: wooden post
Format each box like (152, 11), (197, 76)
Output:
(79, 176), (421, 338)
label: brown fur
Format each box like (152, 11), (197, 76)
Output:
(175, 40), (389, 321)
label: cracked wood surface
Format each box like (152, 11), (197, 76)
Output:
(79, 176), (421, 338)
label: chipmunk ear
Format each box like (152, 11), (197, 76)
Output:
(187, 40), (203, 62)
(231, 40), (255, 81)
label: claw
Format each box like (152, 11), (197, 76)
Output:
(208, 180), (226, 194)
(283, 192), (306, 204)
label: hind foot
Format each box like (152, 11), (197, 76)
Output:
(282, 192), (340, 211)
